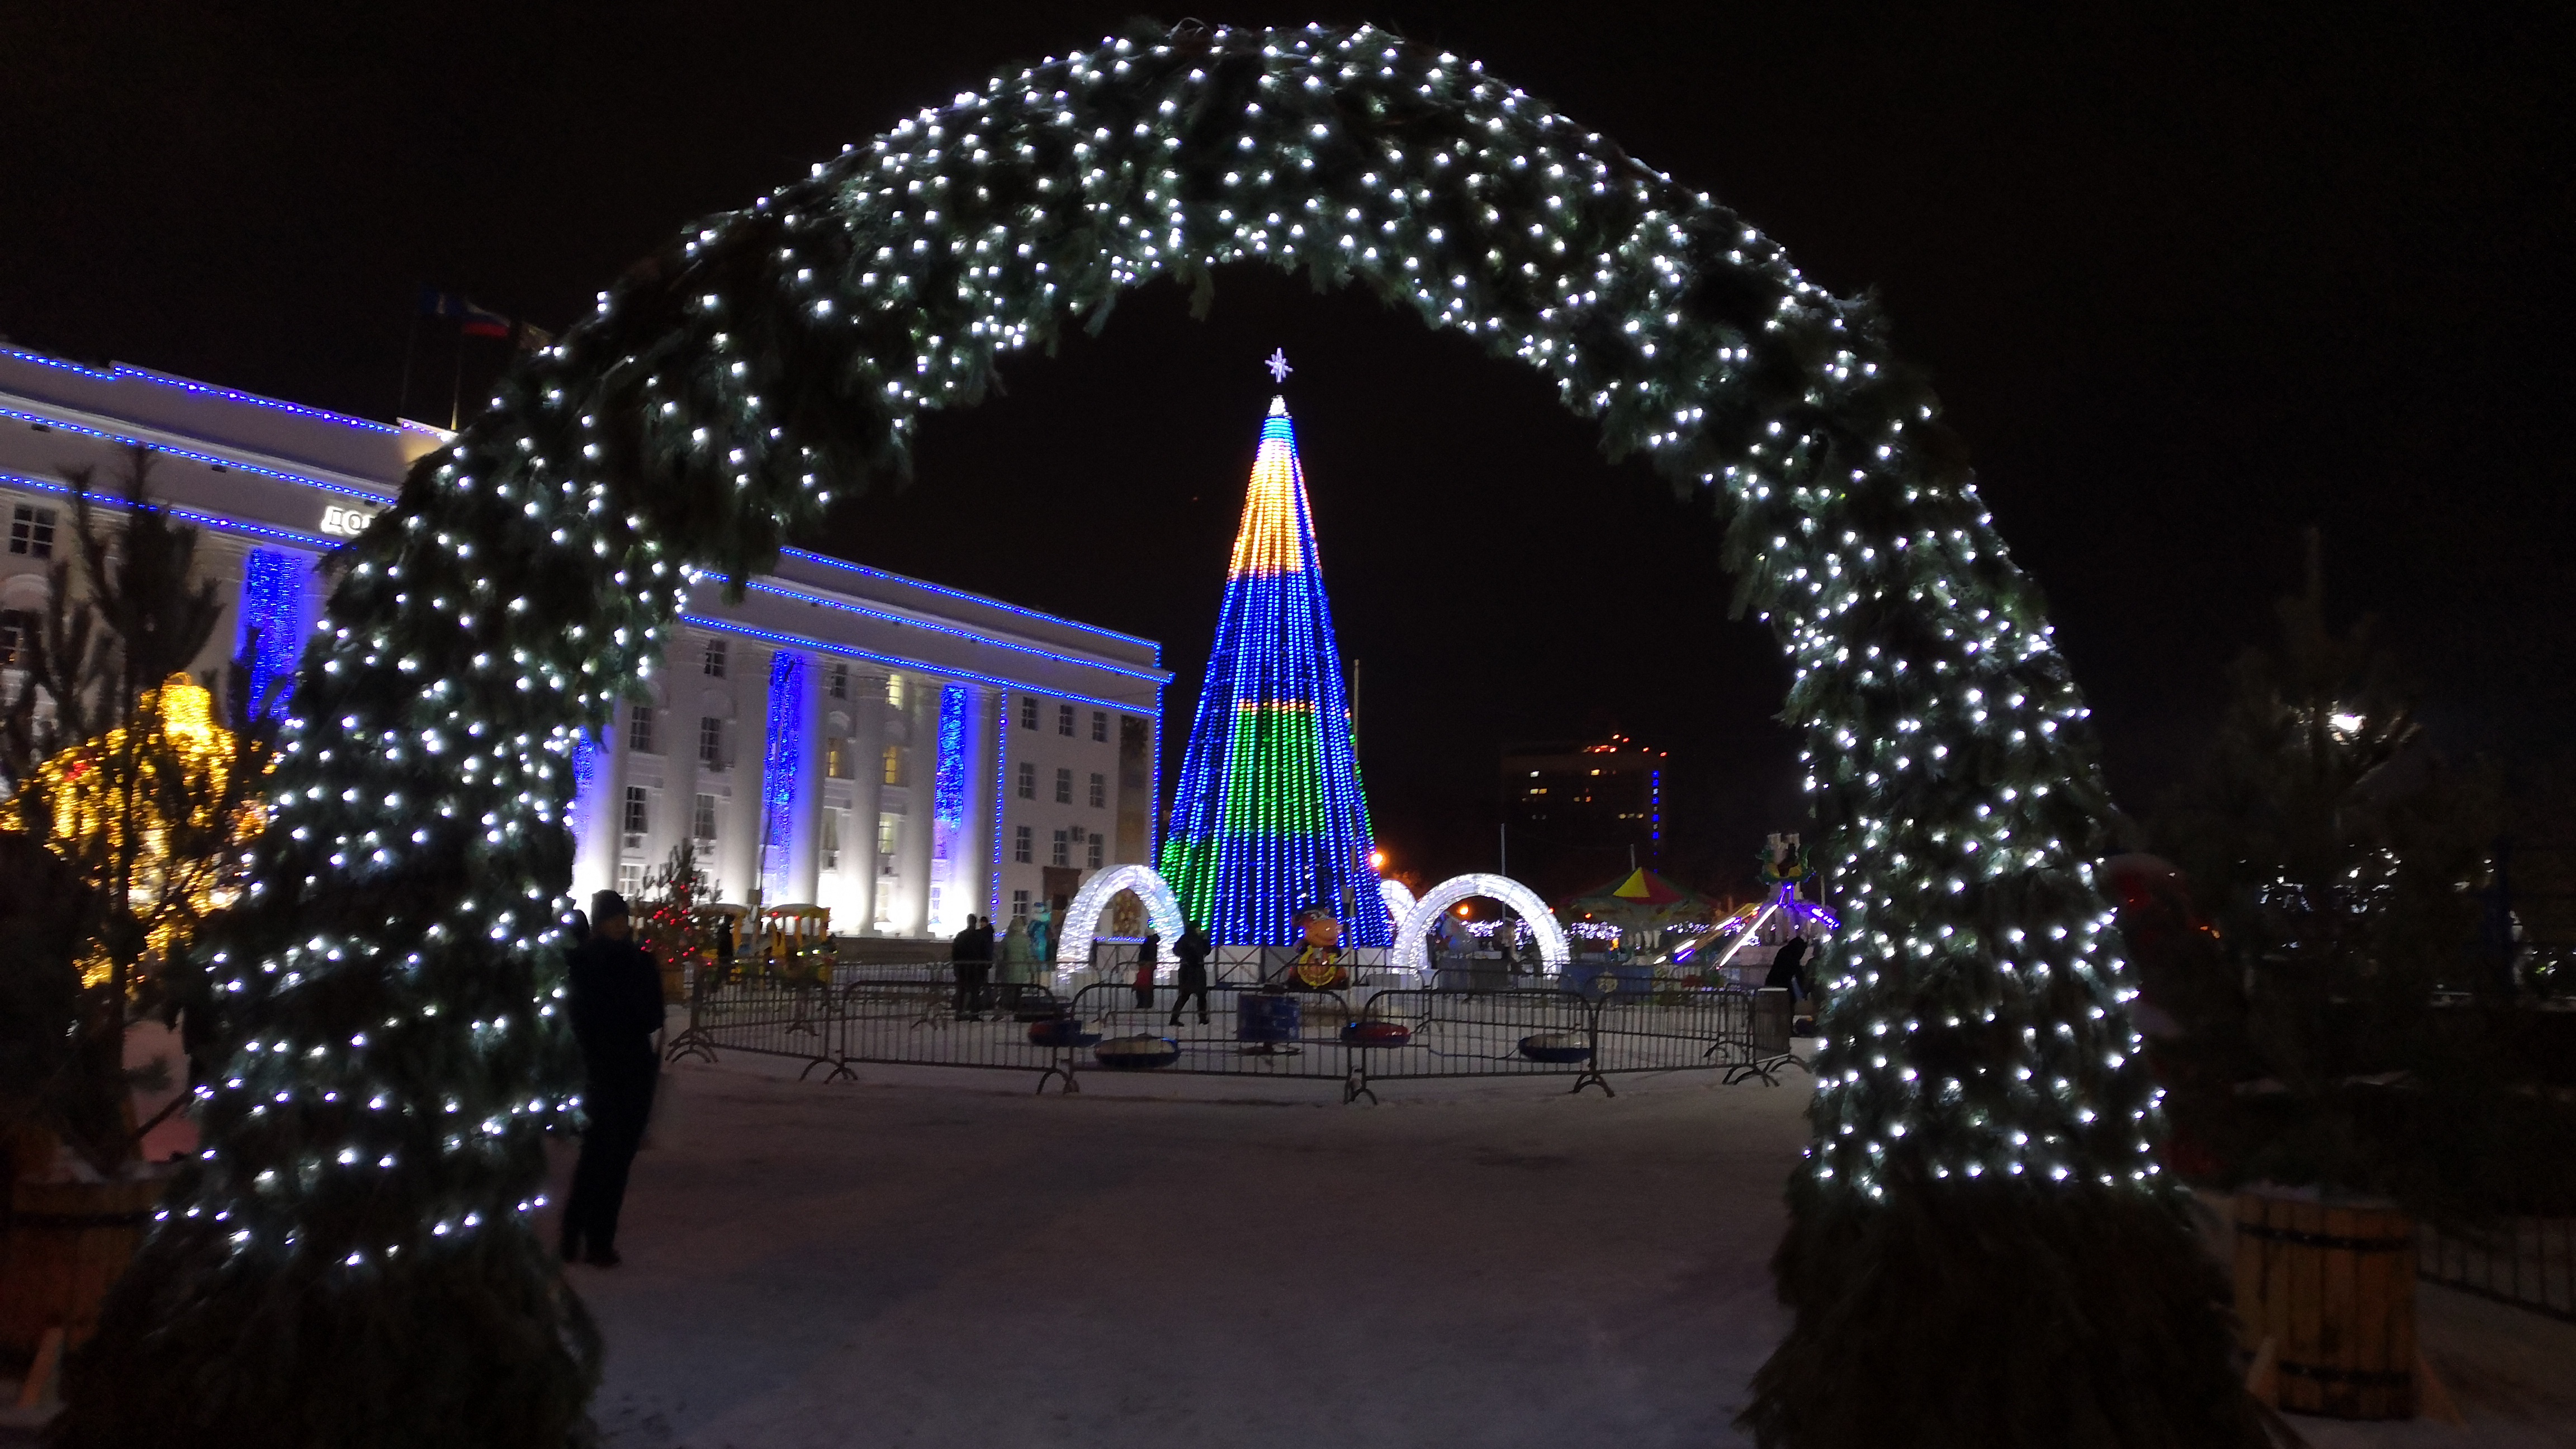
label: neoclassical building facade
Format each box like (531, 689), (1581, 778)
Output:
(0, 344), (1164, 940)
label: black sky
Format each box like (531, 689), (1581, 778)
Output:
(5, 2), (2568, 893)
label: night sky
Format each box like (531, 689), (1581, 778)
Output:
(7, 3), (2566, 893)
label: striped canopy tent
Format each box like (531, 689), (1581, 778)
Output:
(1560, 866), (1715, 930)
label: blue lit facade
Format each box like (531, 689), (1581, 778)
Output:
(1161, 398), (1389, 948)
(0, 342), (1169, 939)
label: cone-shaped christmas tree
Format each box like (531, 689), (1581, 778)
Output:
(1161, 396), (1390, 947)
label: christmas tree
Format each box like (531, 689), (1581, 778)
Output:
(1160, 391), (1389, 948)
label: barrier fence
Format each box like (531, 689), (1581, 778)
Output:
(664, 970), (1800, 1101)
(2419, 1213), (2575, 1322)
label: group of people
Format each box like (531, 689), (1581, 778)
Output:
(948, 911), (1215, 1026)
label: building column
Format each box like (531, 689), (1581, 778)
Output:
(899, 686), (935, 936)
(786, 655), (825, 905)
(972, 685), (1008, 924)
(847, 667), (889, 932)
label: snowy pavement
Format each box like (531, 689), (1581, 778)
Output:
(558, 1059), (1809, 1448)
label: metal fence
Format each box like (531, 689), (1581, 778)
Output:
(2419, 1214), (2576, 1321)
(665, 971), (1800, 1102)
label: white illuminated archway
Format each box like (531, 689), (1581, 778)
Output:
(1379, 877), (1417, 927)
(1055, 863), (1188, 972)
(1392, 873), (1570, 975)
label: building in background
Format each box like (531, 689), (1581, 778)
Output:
(1499, 733), (1667, 902)
(0, 344), (1165, 941)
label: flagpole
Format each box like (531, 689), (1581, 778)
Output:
(396, 294), (421, 423)
(448, 321), (465, 431)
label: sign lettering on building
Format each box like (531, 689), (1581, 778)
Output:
(319, 503), (381, 537)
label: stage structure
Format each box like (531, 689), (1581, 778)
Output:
(1159, 390), (1391, 948)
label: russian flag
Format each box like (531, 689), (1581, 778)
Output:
(419, 286), (513, 337)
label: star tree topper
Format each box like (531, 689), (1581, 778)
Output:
(1265, 348), (1292, 383)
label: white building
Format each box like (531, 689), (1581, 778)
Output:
(0, 344), (1166, 941)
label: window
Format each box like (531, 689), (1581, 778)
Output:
(1011, 889), (1030, 920)
(822, 810), (842, 871)
(700, 636), (727, 678)
(0, 608), (35, 669)
(887, 674), (908, 709)
(622, 786), (650, 838)
(882, 744), (905, 786)
(1014, 825), (1033, 863)
(692, 793), (719, 842)
(1057, 703), (1075, 736)
(1087, 836), (1104, 869)
(878, 813), (899, 857)
(1019, 696), (1037, 730)
(8, 505), (56, 558)
(826, 737), (850, 779)
(1054, 767), (1072, 804)
(627, 704), (657, 754)
(1016, 760), (1035, 799)
(698, 716), (725, 769)
(828, 663), (849, 700)
(1088, 772), (1106, 809)
(615, 863), (644, 898)
(1050, 829), (1070, 867)
(1091, 710), (1109, 743)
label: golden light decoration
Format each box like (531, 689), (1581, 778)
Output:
(1, 673), (264, 984)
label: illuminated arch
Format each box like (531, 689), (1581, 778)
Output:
(1392, 873), (1569, 975)
(1377, 875), (1417, 928)
(87, 22), (2212, 1447)
(1055, 862), (1187, 972)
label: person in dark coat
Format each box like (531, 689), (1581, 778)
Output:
(562, 891), (664, 1267)
(1764, 934), (1811, 1001)
(951, 913), (993, 1020)
(1130, 930), (1161, 1008)
(1168, 922), (1213, 1026)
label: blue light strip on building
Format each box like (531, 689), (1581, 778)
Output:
(760, 650), (806, 900)
(569, 730), (602, 838)
(736, 578), (1166, 684)
(0, 347), (405, 433)
(988, 689), (1011, 924)
(934, 684), (968, 828)
(235, 547), (315, 718)
(679, 615), (1159, 720)
(779, 547), (1160, 653)
(0, 470), (341, 550)
(0, 406), (399, 503)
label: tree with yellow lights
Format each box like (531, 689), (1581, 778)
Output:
(0, 447), (272, 1176)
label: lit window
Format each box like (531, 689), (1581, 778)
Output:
(1091, 710), (1108, 742)
(826, 737), (850, 779)
(698, 716), (725, 769)
(1019, 697), (1038, 730)
(887, 674), (908, 709)
(882, 744), (904, 786)
(622, 787), (650, 837)
(1087, 836), (1104, 869)
(701, 636), (727, 678)
(1054, 767), (1072, 804)
(1057, 703), (1075, 736)
(1050, 829), (1069, 867)
(627, 704), (657, 754)
(8, 505), (56, 558)
(878, 813), (899, 856)
(615, 863), (643, 898)
(1016, 761), (1035, 799)
(1088, 773), (1106, 808)
(0, 607), (36, 669)
(1014, 825), (1033, 863)
(692, 793), (719, 842)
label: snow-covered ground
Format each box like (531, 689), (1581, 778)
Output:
(561, 1059), (1809, 1448)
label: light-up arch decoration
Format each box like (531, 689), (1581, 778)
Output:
(1391, 873), (1569, 976)
(83, 22), (2228, 1448)
(1378, 876), (1417, 929)
(1055, 863), (1187, 973)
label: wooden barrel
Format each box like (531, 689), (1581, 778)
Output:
(2233, 1186), (2417, 1418)
(0, 1174), (166, 1356)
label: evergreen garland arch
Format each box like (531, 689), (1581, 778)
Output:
(68, 21), (2258, 1448)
